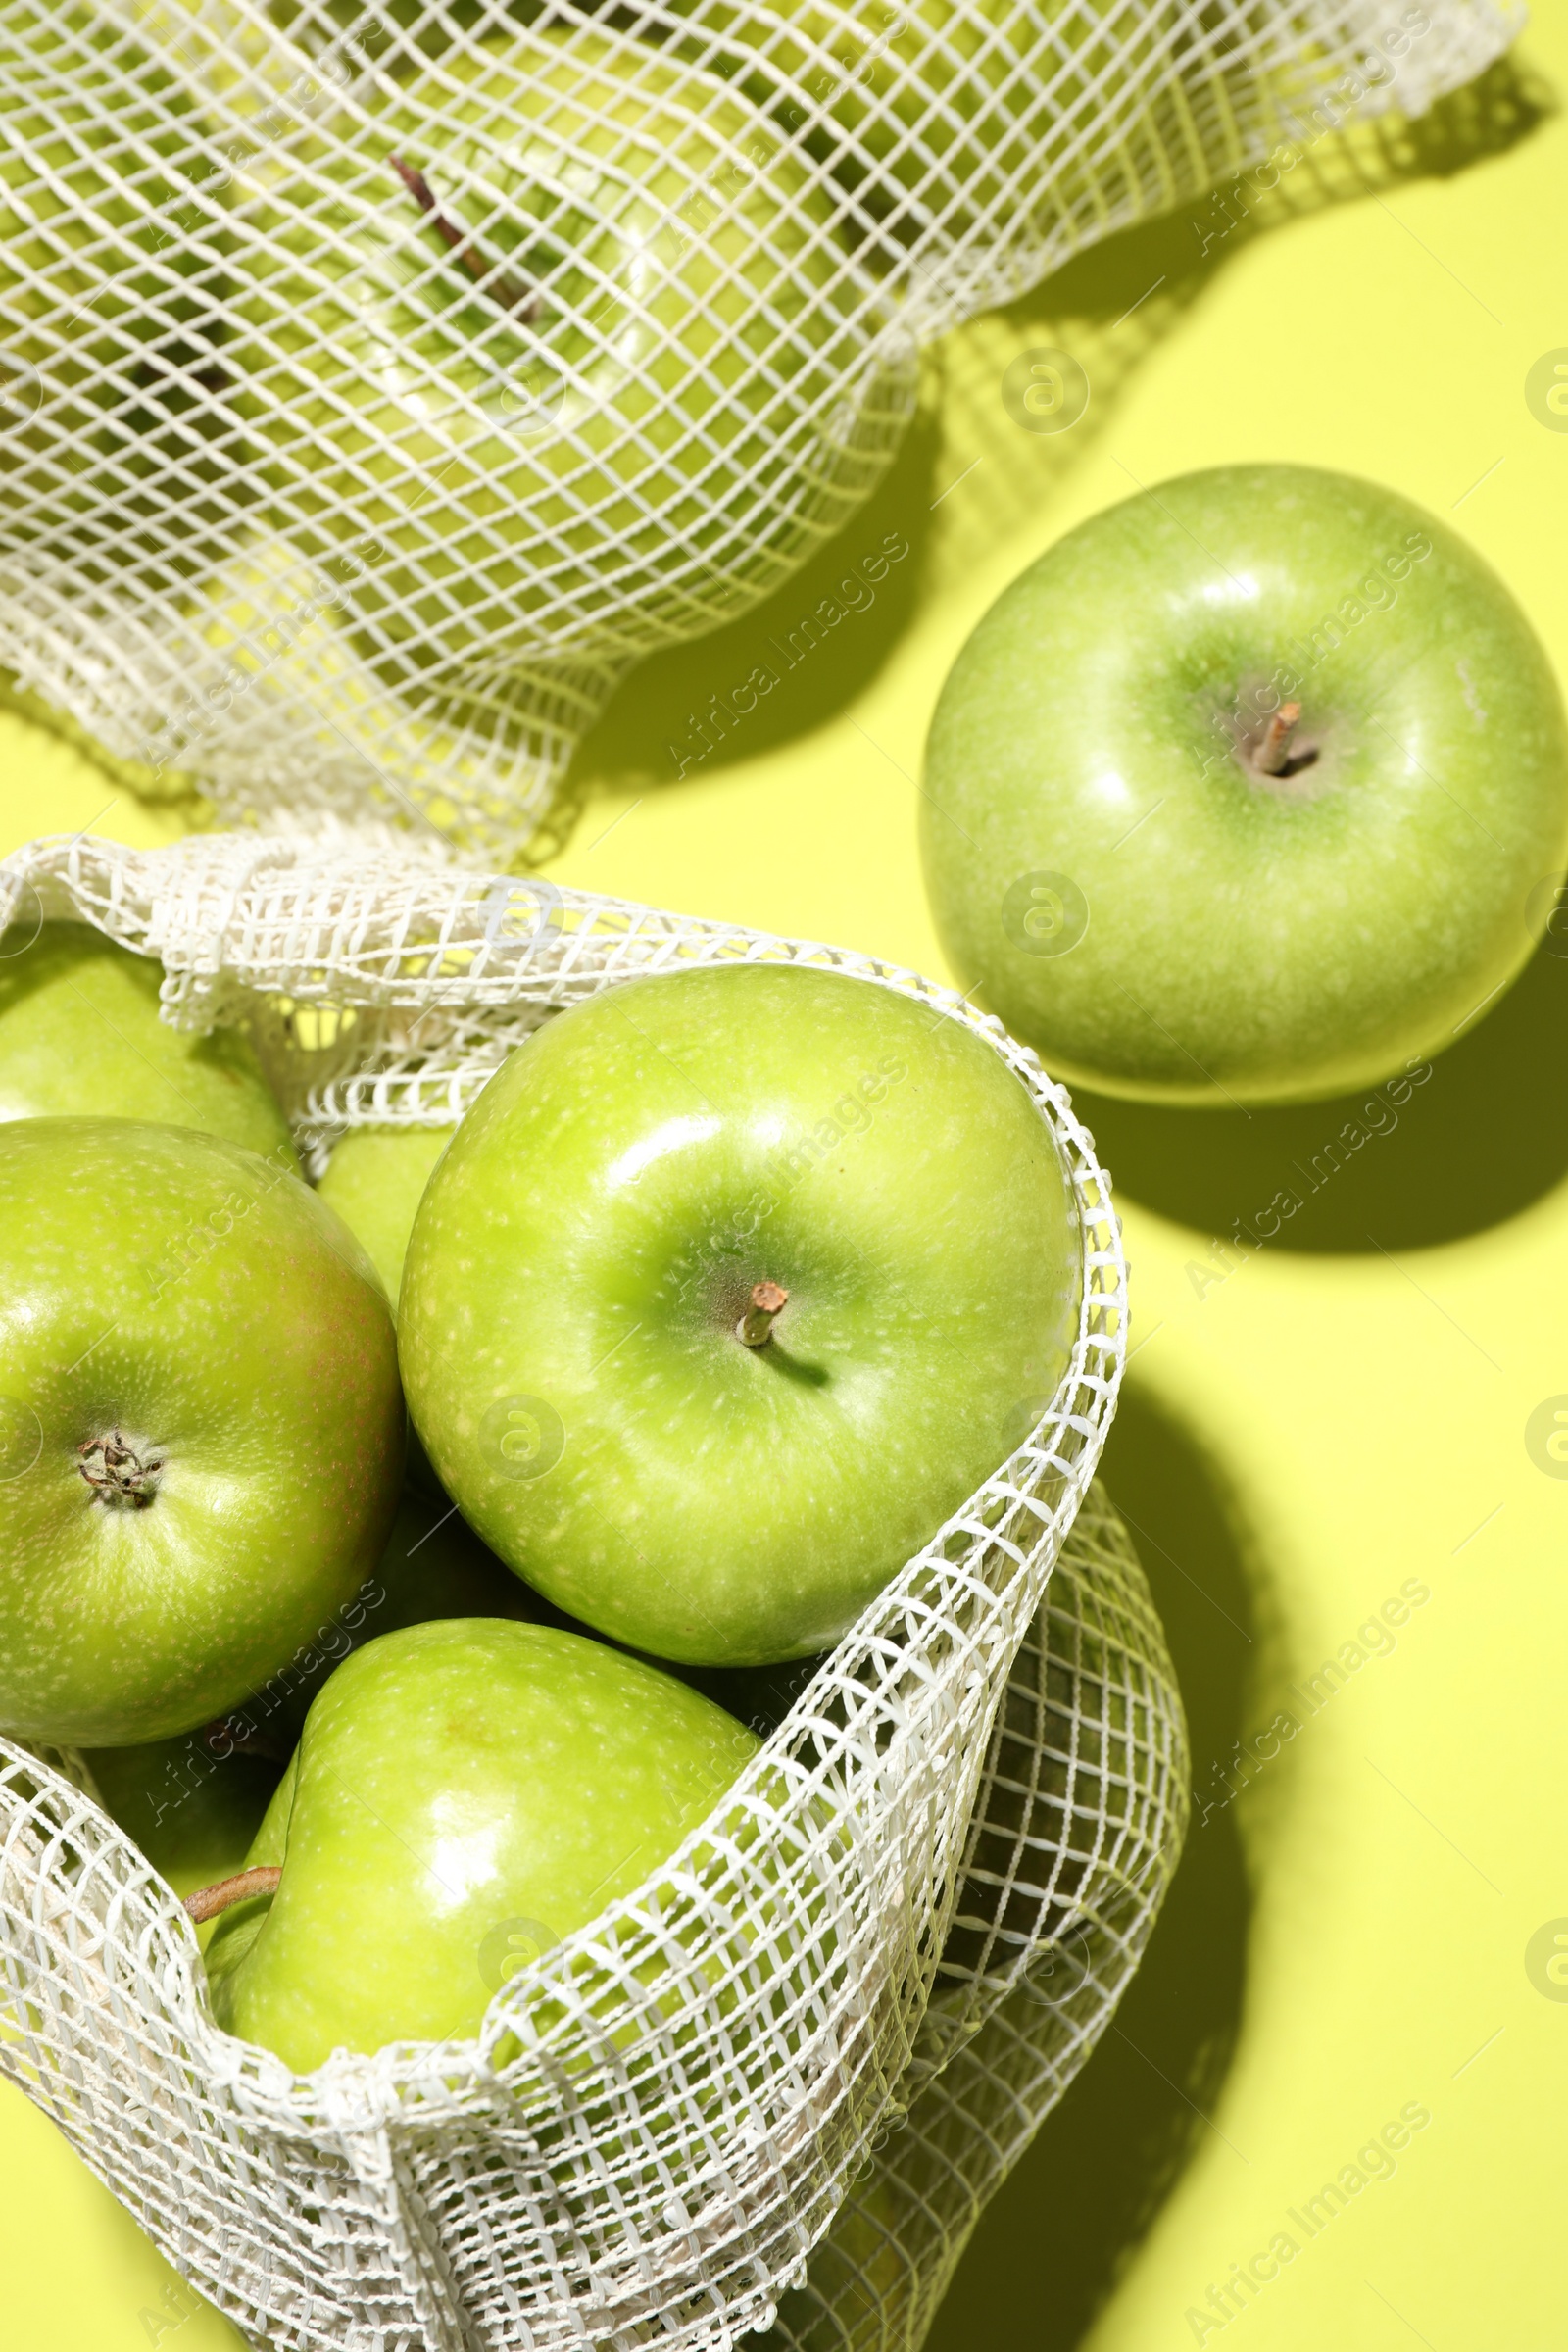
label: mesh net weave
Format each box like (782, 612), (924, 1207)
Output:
(0, 0), (1516, 860)
(0, 831), (1182, 2352)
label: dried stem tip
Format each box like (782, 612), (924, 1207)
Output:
(184, 1866), (282, 1925)
(1253, 701), (1302, 776)
(78, 1431), (162, 1507)
(737, 1281), (789, 1348)
(390, 155), (538, 319)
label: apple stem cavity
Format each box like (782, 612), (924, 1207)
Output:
(390, 156), (540, 321)
(78, 1431), (164, 1508)
(737, 1280), (789, 1348)
(1254, 702), (1303, 776)
(184, 1866), (283, 1925)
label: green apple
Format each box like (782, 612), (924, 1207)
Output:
(314, 1130), (458, 1495)
(267, 0), (1125, 245)
(923, 466), (1568, 1105)
(0, 921), (296, 1166)
(0, 1117), (403, 1744)
(227, 24), (911, 673)
(315, 1125), (455, 1305)
(399, 964), (1081, 1665)
(1, 5), (233, 571)
(203, 1616), (760, 2067)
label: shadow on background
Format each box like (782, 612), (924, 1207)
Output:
(1077, 931), (1568, 1254)
(558, 59), (1549, 837)
(564, 397), (945, 797)
(925, 1387), (1256, 2352)
(564, 197), (1234, 812)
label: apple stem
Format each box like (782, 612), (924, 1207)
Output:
(183, 1866), (282, 1925)
(1253, 701), (1302, 776)
(737, 1280), (789, 1348)
(77, 1431), (163, 1508)
(390, 156), (540, 321)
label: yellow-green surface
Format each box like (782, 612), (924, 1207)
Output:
(2, 24), (1565, 2348)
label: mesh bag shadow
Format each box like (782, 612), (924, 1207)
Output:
(0, 831), (1183, 2349)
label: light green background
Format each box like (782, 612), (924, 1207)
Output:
(2, 18), (1565, 2346)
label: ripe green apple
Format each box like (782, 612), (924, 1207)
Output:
(0, 921), (296, 1166)
(922, 465), (1568, 1105)
(0, 1117), (403, 1745)
(1, 5), (233, 571)
(203, 1617), (760, 2067)
(315, 1125), (455, 1305)
(315, 1130), (458, 1496)
(228, 25), (911, 672)
(399, 964), (1081, 1665)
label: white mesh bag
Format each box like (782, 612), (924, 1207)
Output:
(0, 0), (1516, 860)
(759, 1487), (1185, 2352)
(0, 831), (1182, 2352)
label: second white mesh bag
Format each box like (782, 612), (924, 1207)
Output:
(0, 0), (1518, 858)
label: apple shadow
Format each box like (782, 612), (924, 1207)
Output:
(1073, 930), (1568, 1255)
(923, 1384), (1255, 2352)
(557, 57), (1550, 843)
